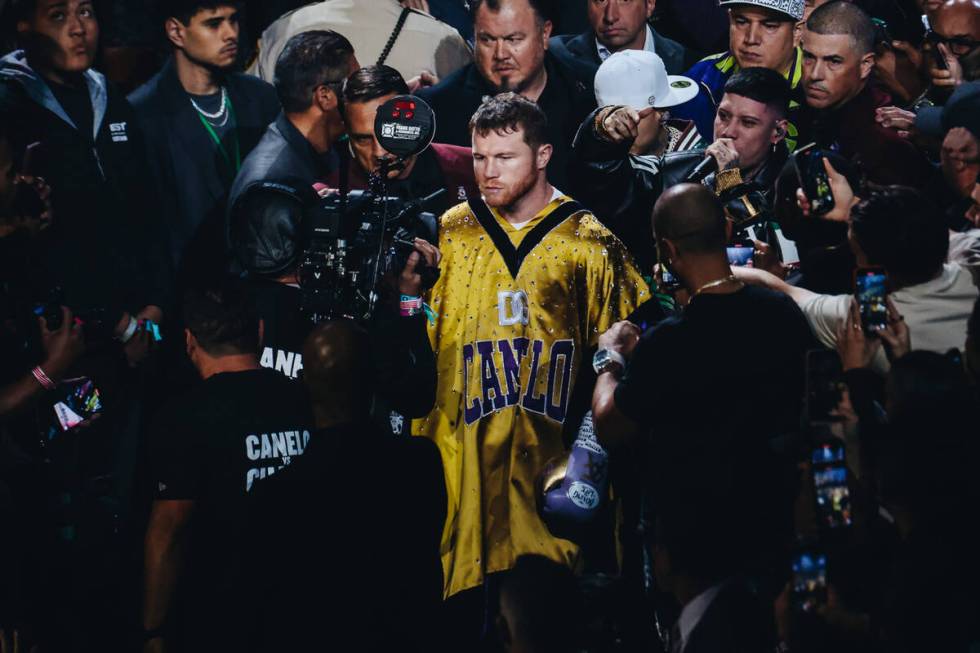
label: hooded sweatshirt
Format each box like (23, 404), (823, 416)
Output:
(0, 50), (170, 316)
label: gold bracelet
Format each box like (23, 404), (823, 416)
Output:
(714, 168), (743, 193)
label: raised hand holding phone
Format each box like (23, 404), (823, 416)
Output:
(795, 151), (855, 222)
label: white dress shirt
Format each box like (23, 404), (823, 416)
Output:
(596, 24), (656, 61)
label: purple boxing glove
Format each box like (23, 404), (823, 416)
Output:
(540, 412), (609, 539)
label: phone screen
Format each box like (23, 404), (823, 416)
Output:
(726, 246), (754, 267)
(798, 149), (835, 216)
(812, 442), (853, 528)
(52, 378), (102, 432)
(792, 551), (828, 612)
(855, 268), (888, 333)
(805, 349), (844, 423)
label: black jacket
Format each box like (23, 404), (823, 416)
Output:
(549, 26), (697, 97)
(570, 108), (703, 269)
(226, 112), (338, 261)
(128, 57), (280, 283)
(417, 54), (595, 190)
(570, 112), (789, 266)
(0, 50), (170, 315)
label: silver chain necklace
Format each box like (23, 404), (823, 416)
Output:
(189, 86), (227, 120)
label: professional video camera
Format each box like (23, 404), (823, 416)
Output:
(298, 95), (444, 323)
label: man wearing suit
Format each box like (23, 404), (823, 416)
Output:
(549, 0), (697, 98)
(417, 0), (595, 190)
(129, 1), (280, 284)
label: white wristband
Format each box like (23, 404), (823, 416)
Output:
(117, 315), (138, 344)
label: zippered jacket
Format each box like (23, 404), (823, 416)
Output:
(0, 50), (170, 315)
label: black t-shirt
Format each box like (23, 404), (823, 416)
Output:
(615, 285), (814, 452)
(249, 280), (309, 379)
(243, 420), (446, 651)
(147, 368), (313, 640)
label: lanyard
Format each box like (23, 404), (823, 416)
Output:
(195, 94), (241, 175)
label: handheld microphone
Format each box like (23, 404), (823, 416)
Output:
(685, 153), (719, 183)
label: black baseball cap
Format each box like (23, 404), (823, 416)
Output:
(915, 82), (980, 139)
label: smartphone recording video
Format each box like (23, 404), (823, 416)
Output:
(854, 267), (889, 334)
(726, 242), (754, 267)
(793, 145), (835, 216)
(812, 441), (853, 528)
(791, 549), (828, 613)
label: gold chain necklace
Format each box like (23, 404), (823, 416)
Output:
(691, 275), (743, 298)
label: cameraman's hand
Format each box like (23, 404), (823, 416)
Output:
(406, 70), (439, 93)
(878, 297), (910, 361)
(705, 137), (740, 171)
(796, 157), (856, 222)
(597, 106), (654, 145)
(399, 238), (442, 297)
(836, 298), (880, 371)
(39, 306), (85, 381)
(598, 321), (641, 360)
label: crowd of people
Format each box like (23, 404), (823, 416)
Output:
(1, 0), (979, 651)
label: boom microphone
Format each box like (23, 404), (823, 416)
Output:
(685, 153), (719, 183)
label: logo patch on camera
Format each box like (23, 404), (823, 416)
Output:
(109, 122), (128, 142)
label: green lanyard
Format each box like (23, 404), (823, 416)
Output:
(195, 94), (241, 175)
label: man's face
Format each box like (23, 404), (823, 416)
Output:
(588, 0), (655, 51)
(941, 126), (980, 198)
(802, 29), (873, 109)
(344, 93), (416, 180)
(931, 1), (980, 62)
(472, 126), (549, 209)
(169, 5), (240, 70)
(728, 6), (798, 72)
(474, 0), (552, 94)
(18, 0), (99, 75)
(713, 93), (786, 172)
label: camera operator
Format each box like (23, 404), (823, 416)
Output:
(227, 29), (359, 239)
(230, 173), (440, 435)
(326, 64), (479, 215)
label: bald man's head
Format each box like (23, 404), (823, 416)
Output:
(302, 319), (372, 412)
(933, 0), (980, 49)
(652, 184), (728, 255)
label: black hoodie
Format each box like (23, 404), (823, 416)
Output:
(0, 50), (170, 318)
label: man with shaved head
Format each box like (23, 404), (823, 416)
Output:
(929, 0), (980, 89)
(245, 319), (447, 650)
(799, 0), (935, 186)
(592, 183), (812, 452)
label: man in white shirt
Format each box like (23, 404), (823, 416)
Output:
(737, 184), (979, 372)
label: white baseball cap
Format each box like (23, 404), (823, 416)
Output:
(594, 50), (699, 110)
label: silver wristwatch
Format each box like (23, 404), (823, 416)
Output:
(592, 348), (626, 375)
